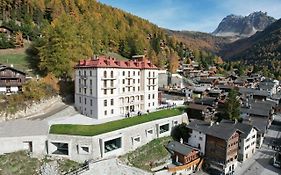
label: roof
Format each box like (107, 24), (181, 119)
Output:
(166, 141), (196, 155)
(75, 56), (158, 69)
(187, 103), (211, 111)
(187, 119), (240, 140)
(0, 64), (26, 75)
(194, 97), (217, 107)
(244, 116), (268, 133)
(0, 119), (48, 137)
(220, 120), (258, 138)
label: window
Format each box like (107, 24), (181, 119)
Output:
(111, 80), (114, 87)
(148, 94), (150, 99)
(79, 71), (81, 76)
(79, 145), (90, 154)
(133, 79), (135, 84)
(111, 109), (114, 114)
(104, 110), (107, 115)
(104, 137), (122, 153)
(152, 102), (154, 106)
(199, 137), (203, 141)
(149, 72), (151, 77)
(79, 97), (81, 103)
(128, 87), (130, 92)
(111, 99), (114, 105)
(159, 124), (169, 134)
(123, 79), (125, 84)
(138, 86), (140, 91)
(133, 87), (135, 91)
(153, 72), (155, 77)
(128, 71), (130, 77)
(123, 71), (125, 76)
(90, 89), (92, 95)
(90, 99), (93, 106)
(79, 88), (81, 93)
(111, 89), (114, 94)
(90, 71), (92, 76)
(138, 79), (140, 83)
(84, 88), (86, 94)
(84, 98), (86, 104)
(104, 89), (107, 95)
(104, 80), (107, 87)
(148, 103), (150, 107)
(104, 100), (107, 107)
(111, 71), (113, 78)
(104, 71), (107, 78)
(138, 71), (140, 76)
(152, 94), (155, 99)
(90, 79), (92, 86)
(133, 71), (135, 76)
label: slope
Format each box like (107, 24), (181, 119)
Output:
(220, 18), (281, 62)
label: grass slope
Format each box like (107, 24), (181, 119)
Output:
(0, 151), (41, 175)
(120, 136), (171, 171)
(50, 108), (184, 136)
(0, 53), (29, 71)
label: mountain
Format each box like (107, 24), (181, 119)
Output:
(219, 18), (281, 63)
(166, 30), (231, 52)
(213, 11), (276, 38)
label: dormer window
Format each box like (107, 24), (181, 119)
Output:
(104, 71), (107, 78)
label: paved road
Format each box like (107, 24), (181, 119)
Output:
(28, 103), (69, 120)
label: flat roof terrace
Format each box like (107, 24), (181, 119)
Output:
(49, 108), (184, 136)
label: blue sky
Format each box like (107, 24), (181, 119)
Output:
(99, 0), (281, 33)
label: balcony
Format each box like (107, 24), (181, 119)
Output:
(101, 76), (117, 80)
(147, 76), (157, 79)
(80, 75), (87, 79)
(79, 84), (88, 88)
(101, 86), (116, 90)
(0, 81), (23, 87)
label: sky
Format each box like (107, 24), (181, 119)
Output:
(99, 0), (281, 33)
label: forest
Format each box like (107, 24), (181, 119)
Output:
(0, 0), (192, 77)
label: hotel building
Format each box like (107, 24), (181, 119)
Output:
(74, 55), (159, 119)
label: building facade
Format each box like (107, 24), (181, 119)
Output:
(0, 64), (26, 94)
(74, 56), (159, 119)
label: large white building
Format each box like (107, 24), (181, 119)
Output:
(74, 55), (159, 119)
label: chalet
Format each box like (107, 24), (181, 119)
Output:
(194, 97), (218, 107)
(258, 79), (278, 95)
(186, 119), (241, 174)
(0, 64), (26, 94)
(220, 120), (258, 162)
(208, 89), (222, 98)
(186, 103), (214, 122)
(165, 141), (203, 174)
(197, 78), (217, 86)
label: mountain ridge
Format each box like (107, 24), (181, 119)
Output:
(213, 11), (276, 39)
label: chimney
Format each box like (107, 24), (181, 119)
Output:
(180, 138), (183, 144)
(210, 121), (214, 126)
(234, 119), (238, 124)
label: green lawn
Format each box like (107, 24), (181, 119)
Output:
(0, 53), (29, 71)
(50, 108), (184, 136)
(120, 136), (171, 171)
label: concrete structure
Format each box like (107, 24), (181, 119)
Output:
(47, 113), (188, 162)
(0, 119), (48, 157)
(74, 55), (159, 119)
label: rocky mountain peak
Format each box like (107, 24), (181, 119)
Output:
(213, 11), (276, 38)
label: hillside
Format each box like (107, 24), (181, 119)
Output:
(213, 11), (276, 38)
(166, 30), (231, 52)
(219, 18), (281, 78)
(0, 0), (185, 77)
(220, 18), (281, 62)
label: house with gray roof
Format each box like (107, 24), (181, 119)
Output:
(186, 119), (240, 174)
(220, 120), (258, 162)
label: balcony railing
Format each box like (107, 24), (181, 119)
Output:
(0, 81), (23, 87)
(101, 76), (117, 80)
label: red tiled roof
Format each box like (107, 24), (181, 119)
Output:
(75, 56), (158, 69)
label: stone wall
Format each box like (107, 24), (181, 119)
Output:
(0, 96), (61, 122)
